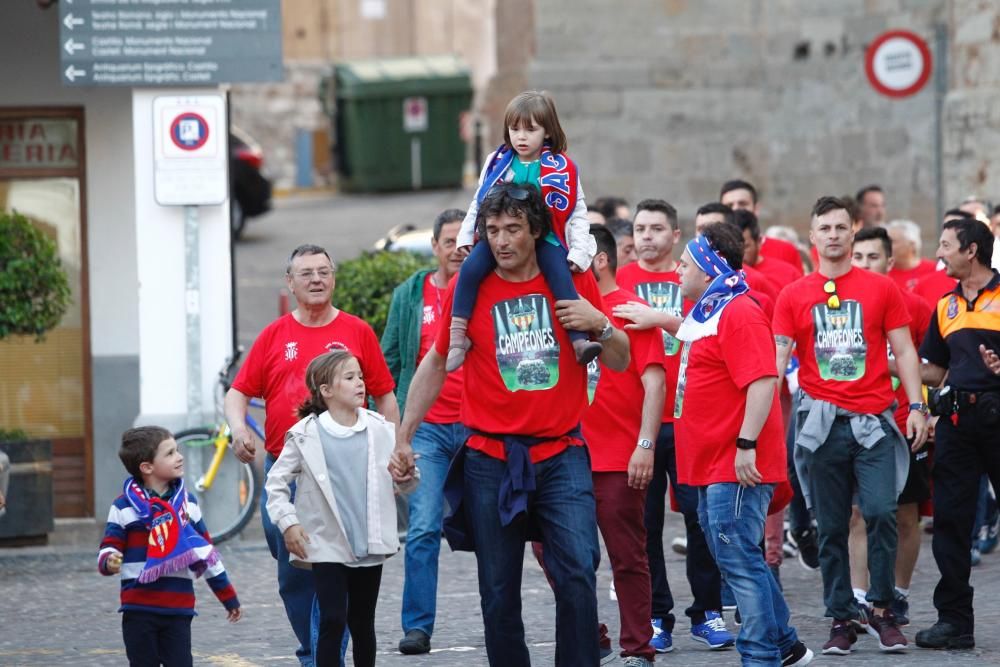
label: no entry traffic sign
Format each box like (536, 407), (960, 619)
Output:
(865, 30), (932, 98)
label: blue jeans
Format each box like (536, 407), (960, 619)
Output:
(401, 421), (467, 637)
(263, 455), (346, 667)
(698, 483), (799, 667)
(465, 444), (600, 666)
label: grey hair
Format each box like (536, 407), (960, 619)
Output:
(884, 220), (922, 254)
(286, 244), (334, 275)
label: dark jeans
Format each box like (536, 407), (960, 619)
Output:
(785, 392), (810, 534)
(800, 418), (898, 619)
(453, 239), (586, 342)
(313, 563), (382, 667)
(931, 412), (1000, 634)
(644, 422), (720, 627)
(465, 444), (600, 666)
(263, 455), (322, 666)
(121, 611), (192, 667)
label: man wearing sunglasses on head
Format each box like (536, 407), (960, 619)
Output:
(773, 196), (928, 657)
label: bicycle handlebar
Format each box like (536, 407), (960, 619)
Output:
(219, 346), (245, 390)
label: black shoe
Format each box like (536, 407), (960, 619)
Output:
(790, 528), (820, 570)
(890, 591), (910, 626)
(398, 629), (431, 655)
(782, 640), (814, 666)
(914, 622), (975, 650)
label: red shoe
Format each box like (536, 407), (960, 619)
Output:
(866, 609), (908, 652)
(822, 620), (857, 655)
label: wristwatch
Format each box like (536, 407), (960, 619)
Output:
(736, 438), (757, 450)
(909, 402), (929, 416)
(637, 438), (653, 450)
(597, 317), (614, 341)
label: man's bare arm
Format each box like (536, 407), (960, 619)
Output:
(373, 392), (401, 428)
(389, 348), (447, 482)
(224, 388), (255, 463)
(774, 335), (793, 393)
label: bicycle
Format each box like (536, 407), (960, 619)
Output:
(175, 348), (263, 544)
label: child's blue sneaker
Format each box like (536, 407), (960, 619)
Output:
(691, 611), (735, 650)
(649, 617), (674, 653)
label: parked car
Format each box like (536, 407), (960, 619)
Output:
(229, 126), (272, 239)
(373, 223), (434, 255)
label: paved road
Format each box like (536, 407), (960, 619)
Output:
(3, 513), (1000, 665)
(4, 192), (1000, 665)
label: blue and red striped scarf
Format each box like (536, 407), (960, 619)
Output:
(123, 477), (219, 583)
(475, 144), (579, 248)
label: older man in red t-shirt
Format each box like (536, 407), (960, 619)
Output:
(389, 183), (629, 667)
(225, 244), (398, 666)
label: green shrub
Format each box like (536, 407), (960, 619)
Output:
(0, 211), (72, 340)
(0, 428), (28, 442)
(334, 251), (433, 338)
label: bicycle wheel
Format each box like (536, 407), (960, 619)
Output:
(175, 428), (261, 544)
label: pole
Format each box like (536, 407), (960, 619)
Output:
(185, 205), (202, 429)
(934, 22), (948, 230)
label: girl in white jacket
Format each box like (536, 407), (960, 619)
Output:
(266, 349), (418, 667)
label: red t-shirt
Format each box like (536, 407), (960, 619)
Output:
(888, 259), (937, 293)
(891, 287), (933, 429)
(231, 312), (395, 457)
(418, 274), (463, 423)
(434, 271), (603, 462)
(616, 262), (685, 423)
(583, 288), (666, 472)
(755, 255), (803, 292)
(772, 267), (911, 415)
(674, 294), (786, 486)
(742, 266), (776, 318)
(913, 268), (957, 309)
(760, 236), (804, 275)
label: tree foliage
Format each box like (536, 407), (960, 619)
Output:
(0, 211), (72, 340)
(333, 251), (432, 339)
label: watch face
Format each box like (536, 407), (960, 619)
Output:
(638, 439), (653, 449)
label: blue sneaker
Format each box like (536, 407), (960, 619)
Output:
(649, 618), (674, 653)
(691, 611), (735, 650)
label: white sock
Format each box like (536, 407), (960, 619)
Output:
(895, 586), (909, 598)
(853, 588), (868, 605)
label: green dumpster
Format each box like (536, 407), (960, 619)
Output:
(329, 55), (473, 192)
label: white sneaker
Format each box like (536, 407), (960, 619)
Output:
(671, 536), (687, 555)
(610, 580), (617, 601)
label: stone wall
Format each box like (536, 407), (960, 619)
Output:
(529, 0), (952, 240)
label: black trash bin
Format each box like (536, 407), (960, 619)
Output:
(0, 439), (54, 541)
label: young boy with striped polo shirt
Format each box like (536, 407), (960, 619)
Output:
(99, 426), (241, 666)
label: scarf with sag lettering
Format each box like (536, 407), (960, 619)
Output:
(675, 235), (750, 342)
(475, 143), (579, 248)
(123, 477), (220, 583)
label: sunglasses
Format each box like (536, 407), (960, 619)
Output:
(823, 279), (841, 310)
(486, 184), (535, 202)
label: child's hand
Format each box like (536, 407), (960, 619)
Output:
(227, 606), (242, 623)
(106, 551), (123, 574)
(457, 244), (472, 258)
(283, 525), (310, 560)
(568, 260), (585, 273)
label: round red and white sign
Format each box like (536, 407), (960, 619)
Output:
(865, 30), (932, 98)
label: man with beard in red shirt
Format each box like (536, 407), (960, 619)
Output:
(614, 199), (735, 652)
(389, 183), (629, 666)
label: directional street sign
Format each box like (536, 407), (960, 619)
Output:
(58, 0), (282, 87)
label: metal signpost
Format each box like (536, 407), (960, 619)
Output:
(153, 95), (228, 427)
(58, 0), (282, 87)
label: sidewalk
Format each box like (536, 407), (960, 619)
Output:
(2, 512), (999, 665)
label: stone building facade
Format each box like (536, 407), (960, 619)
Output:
(235, 0), (1000, 246)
